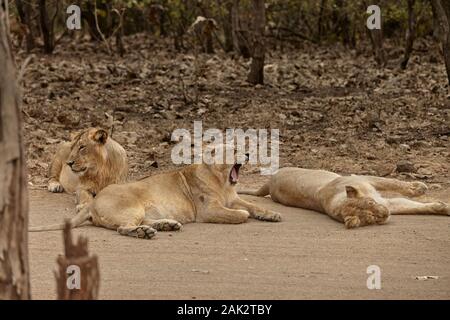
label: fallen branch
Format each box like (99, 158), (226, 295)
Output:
(17, 54), (34, 84)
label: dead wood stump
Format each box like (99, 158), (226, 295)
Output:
(55, 221), (100, 300)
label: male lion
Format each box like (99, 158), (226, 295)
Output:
(48, 127), (128, 211)
(31, 162), (282, 238)
(239, 167), (450, 229)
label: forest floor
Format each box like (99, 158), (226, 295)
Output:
(16, 34), (450, 299)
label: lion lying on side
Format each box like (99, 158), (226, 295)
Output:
(31, 162), (282, 238)
(47, 127), (128, 211)
(239, 167), (449, 228)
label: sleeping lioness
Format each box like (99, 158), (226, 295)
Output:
(239, 167), (450, 228)
(48, 127), (128, 211)
(31, 161), (282, 238)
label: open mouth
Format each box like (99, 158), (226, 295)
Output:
(229, 163), (241, 185)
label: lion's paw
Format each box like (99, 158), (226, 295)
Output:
(254, 210), (282, 222)
(408, 182), (428, 197)
(48, 181), (64, 193)
(117, 225), (157, 239)
(151, 219), (183, 231)
(344, 215), (361, 229)
(432, 201), (450, 215)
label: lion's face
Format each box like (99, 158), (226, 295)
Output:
(66, 128), (109, 176)
(202, 143), (248, 187)
(341, 186), (390, 228)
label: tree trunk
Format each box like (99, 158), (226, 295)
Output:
(368, 27), (386, 67)
(114, 9), (125, 57)
(231, 0), (240, 54)
(247, 0), (265, 85)
(39, 0), (55, 54)
(159, 7), (166, 37)
(333, 0), (351, 46)
(217, 0), (233, 52)
(317, 0), (327, 42)
(115, 27), (125, 57)
(55, 222), (100, 300)
(0, 1), (31, 300)
(365, 1), (386, 67)
(431, 1), (442, 40)
(431, 0), (450, 86)
(401, 0), (416, 69)
(82, 1), (102, 41)
(231, 0), (250, 58)
(15, 0), (35, 52)
(204, 27), (214, 54)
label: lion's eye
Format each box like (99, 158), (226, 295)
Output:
(79, 145), (86, 151)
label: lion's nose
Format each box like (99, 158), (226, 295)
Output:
(66, 160), (74, 167)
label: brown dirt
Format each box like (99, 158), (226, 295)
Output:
(19, 35), (450, 189)
(29, 180), (450, 300)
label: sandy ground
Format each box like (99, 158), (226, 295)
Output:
(29, 182), (450, 300)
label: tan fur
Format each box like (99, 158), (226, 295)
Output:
(239, 167), (450, 229)
(32, 162), (281, 238)
(47, 128), (128, 210)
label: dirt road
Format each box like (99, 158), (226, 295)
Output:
(29, 184), (450, 300)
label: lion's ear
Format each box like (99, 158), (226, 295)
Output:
(93, 129), (108, 144)
(345, 186), (362, 198)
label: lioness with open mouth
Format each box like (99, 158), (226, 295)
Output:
(31, 162), (282, 238)
(239, 167), (449, 229)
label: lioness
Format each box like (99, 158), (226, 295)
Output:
(31, 162), (282, 238)
(48, 128), (128, 210)
(239, 167), (450, 228)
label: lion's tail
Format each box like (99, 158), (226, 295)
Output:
(29, 206), (91, 232)
(238, 182), (270, 197)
